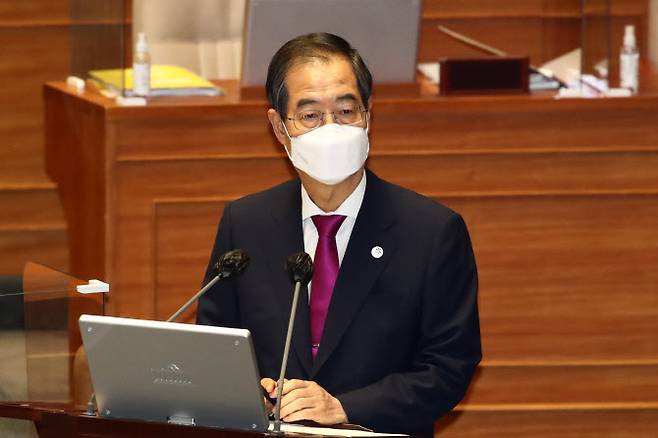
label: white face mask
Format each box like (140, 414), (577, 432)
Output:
(281, 122), (369, 185)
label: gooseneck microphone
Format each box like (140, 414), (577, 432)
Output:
(84, 249), (249, 416)
(272, 252), (313, 433)
(166, 249), (250, 322)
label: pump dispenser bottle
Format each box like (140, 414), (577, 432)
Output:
(620, 25), (639, 95)
(133, 32), (151, 97)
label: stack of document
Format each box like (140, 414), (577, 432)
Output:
(529, 71), (561, 91)
(89, 65), (223, 97)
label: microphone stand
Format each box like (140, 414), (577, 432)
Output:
(272, 251), (312, 434)
(166, 275), (222, 322)
(272, 280), (302, 433)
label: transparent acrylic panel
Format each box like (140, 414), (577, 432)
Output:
(70, 0), (130, 96)
(418, 0), (593, 94)
(0, 275), (25, 404)
(132, 0), (245, 80)
(580, 0), (611, 94)
(0, 263), (105, 408)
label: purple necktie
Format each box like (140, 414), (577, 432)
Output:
(310, 214), (346, 360)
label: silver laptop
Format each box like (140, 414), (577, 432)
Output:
(79, 314), (269, 431)
(241, 0), (423, 86)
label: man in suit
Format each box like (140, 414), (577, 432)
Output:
(197, 33), (481, 436)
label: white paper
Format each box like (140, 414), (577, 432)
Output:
(268, 422), (408, 437)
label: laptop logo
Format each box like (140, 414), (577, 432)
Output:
(151, 363), (193, 386)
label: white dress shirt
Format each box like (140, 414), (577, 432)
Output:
(301, 171), (367, 299)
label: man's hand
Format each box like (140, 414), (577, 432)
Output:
(260, 378), (277, 413)
(261, 377), (277, 395)
(277, 379), (347, 425)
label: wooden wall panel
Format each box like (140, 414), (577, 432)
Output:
(0, 26), (70, 184)
(154, 201), (227, 322)
(463, 363), (658, 404)
(0, 230), (68, 276)
(372, 98), (658, 152)
(423, 0), (647, 18)
(112, 96), (658, 158)
(0, 0), (69, 23)
(43, 87), (108, 282)
(369, 151), (658, 195)
(0, 0), (71, 278)
(441, 194), (658, 361)
(107, 157), (296, 318)
(106, 150), (658, 364)
(113, 110), (276, 160)
(0, 188), (66, 233)
(436, 407), (658, 437)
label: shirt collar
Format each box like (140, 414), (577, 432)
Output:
(301, 170), (367, 221)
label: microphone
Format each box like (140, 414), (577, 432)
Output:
(166, 249), (250, 323)
(84, 249), (249, 416)
(272, 252), (313, 433)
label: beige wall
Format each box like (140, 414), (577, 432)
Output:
(133, 0), (245, 79)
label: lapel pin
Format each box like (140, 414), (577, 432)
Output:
(371, 246), (384, 259)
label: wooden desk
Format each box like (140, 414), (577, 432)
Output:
(43, 80), (658, 437)
(0, 402), (297, 438)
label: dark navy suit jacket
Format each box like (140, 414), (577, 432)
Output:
(197, 170), (481, 436)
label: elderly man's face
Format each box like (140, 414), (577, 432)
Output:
(280, 55), (367, 139)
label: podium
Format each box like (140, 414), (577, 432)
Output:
(0, 402), (273, 438)
(2, 400), (319, 437)
(0, 264), (364, 438)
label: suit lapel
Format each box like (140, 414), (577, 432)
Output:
(311, 171), (397, 376)
(265, 180), (313, 377)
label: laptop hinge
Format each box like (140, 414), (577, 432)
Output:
(167, 415), (195, 426)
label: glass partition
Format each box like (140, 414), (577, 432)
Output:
(0, 263), (106, 409)
(417, 0), (643, 96)
(580, 0), (612, 94)
(70, 0), (130, 96)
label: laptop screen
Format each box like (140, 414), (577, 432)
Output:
(80, 314), (269, 431)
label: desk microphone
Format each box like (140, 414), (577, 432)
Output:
(84, 249), (250, 416)
(272, 252), (313, 433)
(166, 249), (250, 322)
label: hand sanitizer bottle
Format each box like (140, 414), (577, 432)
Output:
(133, 32), (151, 97)
(619, 25), (639, 95)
